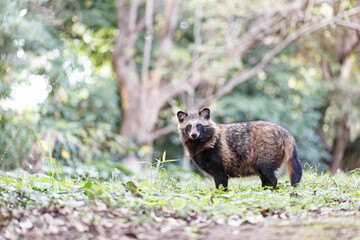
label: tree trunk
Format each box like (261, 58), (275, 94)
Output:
(112, 0), (174, 146)
(329, 116), (350, 175)
(116, 66), (142, 140)
(343, 137), (360, 171)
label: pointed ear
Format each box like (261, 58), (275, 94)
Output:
(177, 111), (188, 123)
(199, 108), (210, 120)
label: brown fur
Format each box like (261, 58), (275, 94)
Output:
(177, 108), (302, 189)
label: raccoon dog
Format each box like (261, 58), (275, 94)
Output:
(177, 108), (302, 190)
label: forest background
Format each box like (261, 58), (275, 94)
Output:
(1, 0), (360, 175)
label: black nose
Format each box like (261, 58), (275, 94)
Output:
(191, 133), (198, 139)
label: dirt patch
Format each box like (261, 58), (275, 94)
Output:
(203, 216), (360, 240)
(0, 204), (195, 240)
(2, 204), (360, 240)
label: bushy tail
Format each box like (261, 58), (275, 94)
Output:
(284, 140), (302, 187)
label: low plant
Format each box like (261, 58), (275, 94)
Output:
(33, 130), (65, 181)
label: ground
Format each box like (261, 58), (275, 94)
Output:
(1, 168), (360, 239)
(205, 215), (360, 240)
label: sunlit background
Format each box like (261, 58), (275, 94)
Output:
(1, 0), (360, 175)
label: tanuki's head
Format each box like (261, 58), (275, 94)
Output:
(177, 108), (216, 142)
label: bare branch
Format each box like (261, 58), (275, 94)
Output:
(334, 18), (360, 31)
(150, 125), (178, 142)
(157, 0), (331, 108)
(193, 0), (203, 59)
(113, 1), (141, 59)
(182, 0), (204, 108)
(159, 0), (180, 56)
(305, 0), (315, 16)
(152, 0), (180, 83)
(136, 0), (163, 32)
(195, 6), (360, 108)
(141, 0), (154, 82)
(129, 0), (139, 32)
(157, 46), (229, 109)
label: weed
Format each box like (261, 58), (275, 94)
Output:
(33, 130), (65, 181)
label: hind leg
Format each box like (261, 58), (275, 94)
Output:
(258, 167), (277, 189)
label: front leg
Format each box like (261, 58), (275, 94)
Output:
(214, 173), (228, 191)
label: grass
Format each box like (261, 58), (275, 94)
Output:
(1, 165), (360, 239)
(33, 130), (65, 181)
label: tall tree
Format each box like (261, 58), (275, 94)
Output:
(112, 0), (360, 152)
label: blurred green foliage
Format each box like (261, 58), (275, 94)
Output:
(0, 0), (62, 169)
(0, 0), (124, 170)
(0, 0), (359, 172)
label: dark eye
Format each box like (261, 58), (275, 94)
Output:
(185, 125), (191, 131)
(196, 124), (203, 128)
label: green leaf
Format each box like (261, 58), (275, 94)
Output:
(121, 181), (138, 193)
